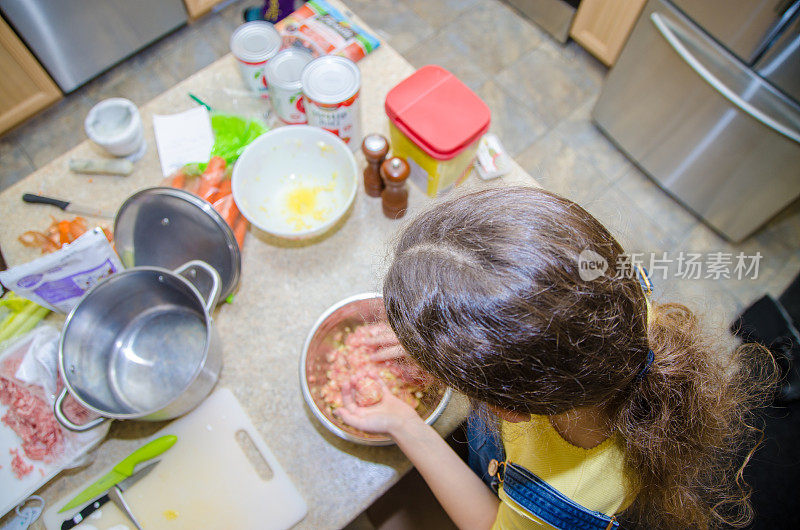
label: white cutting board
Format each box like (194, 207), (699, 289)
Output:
(42, 388), (307, 530)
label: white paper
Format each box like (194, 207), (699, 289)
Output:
(153, 106), (214, 177)
(0, 229), (123, 313)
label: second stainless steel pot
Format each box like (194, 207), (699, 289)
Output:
(55, 260), (223, 431)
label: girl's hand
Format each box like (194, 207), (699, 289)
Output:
(334, 379), (421, 435)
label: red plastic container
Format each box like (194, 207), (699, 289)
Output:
(385, 65), (490, 196)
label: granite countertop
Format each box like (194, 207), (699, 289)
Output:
(0, 3), (539, 528)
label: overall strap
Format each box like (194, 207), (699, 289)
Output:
(490, 460), (619, 530)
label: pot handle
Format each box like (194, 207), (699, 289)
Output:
(174, 260), (222, 312)
(54, 388), (107, 432)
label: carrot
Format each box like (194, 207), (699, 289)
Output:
(67, 217), (87, 241)
(184, 175), (201, 195)
(213, 195), (240, 228)
(197, 156), (226, 201)
(217, 179), (232, 196)
(170, 170), (186, 189)
(208, 178), (232, 203)
(57, 220), (71, 245)
(233, 214), (248, 249)
(18, 231), (58, 254)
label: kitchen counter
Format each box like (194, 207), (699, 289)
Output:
(0, 3), (539, 528)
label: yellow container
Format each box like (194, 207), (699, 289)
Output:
(384, 66), (491, 197)
(388, 122), (482, 197)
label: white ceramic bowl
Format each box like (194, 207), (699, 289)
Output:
(232, 126), (358, 239)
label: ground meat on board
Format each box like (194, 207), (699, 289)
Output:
(0, 356), (64, 465)
(9, 448), (33, 479)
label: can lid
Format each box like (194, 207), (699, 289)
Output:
(230, 21), (282, 63)
(301, 56), (361, 104)
(385, 65), (491, 160)
(265, 48), (314, 89)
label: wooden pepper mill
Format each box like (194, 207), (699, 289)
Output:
(380, 157), (410, 219)
(361, 134), (389, 197)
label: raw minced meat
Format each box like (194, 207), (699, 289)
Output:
(316, 322), (433, 414)
(9, 448), (34, 479)
(0, 356), (64, 464)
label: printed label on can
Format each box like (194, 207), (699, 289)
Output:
(305, 92), (361, 148)
(236, 58), (269, 94)
(270, 86), (307, 124)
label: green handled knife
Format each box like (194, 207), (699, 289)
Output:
(58, 435), (177, 513)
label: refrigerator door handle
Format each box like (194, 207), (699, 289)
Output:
(651, 11), (800, 145)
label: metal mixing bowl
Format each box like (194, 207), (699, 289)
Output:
(300, 293), (451, 445)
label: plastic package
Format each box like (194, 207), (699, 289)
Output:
(161, 113), (267, 249)
(275, 0), (380, 61)
(0, 229), (123, 313)
(1, 327), (108, 518)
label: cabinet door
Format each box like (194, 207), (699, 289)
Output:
(570, 0), (647, 66)
(184, 0), (223, 20)
(0, 16), (61, 134)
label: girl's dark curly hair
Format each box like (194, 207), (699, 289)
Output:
(383, 186), (774, 529)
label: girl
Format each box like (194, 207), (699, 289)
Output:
(335, 186), (771, 529)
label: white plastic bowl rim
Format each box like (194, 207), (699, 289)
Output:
(231, 125), (358, 239)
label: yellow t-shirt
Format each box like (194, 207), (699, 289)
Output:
(491, 415), (635, 530)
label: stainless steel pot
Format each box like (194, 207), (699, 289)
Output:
(55, 260), (223, 431)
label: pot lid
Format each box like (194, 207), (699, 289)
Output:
(114, 187), (241, 301)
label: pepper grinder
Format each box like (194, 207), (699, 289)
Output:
(381, 157), (410, 219)
(361, 134), (389, 197)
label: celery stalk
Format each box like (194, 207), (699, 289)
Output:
(13, 306), (50, 339)
(0, 302), (38, 343)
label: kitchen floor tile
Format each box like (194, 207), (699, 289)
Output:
(514, 131), (613, 205)
(401, 0), (481, 29)
(191, 11), (241, 57)
(582, 184), (679, 255)
(345, 0), (435, 54)
(0, 138), (36, 192)
(437, 0), (546, 75)
(553, 98), (633, 182)
(476, 80), (548, 158)
(496, 40), (599, 128)
(403, 32), (490, 93)
(156, 24), (222, 83)
(10, 94), (97, 169)
(613, 167), (699, 244)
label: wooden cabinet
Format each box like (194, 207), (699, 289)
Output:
(183, 0), (224, 20)
(570, 0), (647, 66)
(0, 16), (61, 135)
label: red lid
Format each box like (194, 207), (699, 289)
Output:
(385, 65), (491, 160)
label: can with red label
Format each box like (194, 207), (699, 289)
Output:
(301, 56), (362, 150)
(230, 22), (282, 95)
(265, 48), (314, 124)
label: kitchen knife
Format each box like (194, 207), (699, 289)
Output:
(22, 193), (115, 219)
(58, 435), (177, 513)
(60, 460), (159, 530)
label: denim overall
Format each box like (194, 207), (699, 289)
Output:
(467, 413), (619, 530)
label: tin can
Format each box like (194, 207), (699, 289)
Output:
(230, 22), (282, 95)
(301, 56), (362, 150)
(266, 48), (314, 124)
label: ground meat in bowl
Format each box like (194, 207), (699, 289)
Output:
(315, 322), (433, 415)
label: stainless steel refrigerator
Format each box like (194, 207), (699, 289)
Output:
(0, 0), (188, 93)
(593, 0), (800, 242)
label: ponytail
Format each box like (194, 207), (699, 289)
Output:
(613, 302), (776, 529)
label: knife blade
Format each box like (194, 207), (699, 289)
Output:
(107, 484), (143, 530)
(58, 435), (177, 513)
(60, 460), (159, 530)
(22, 193), (115, 219)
